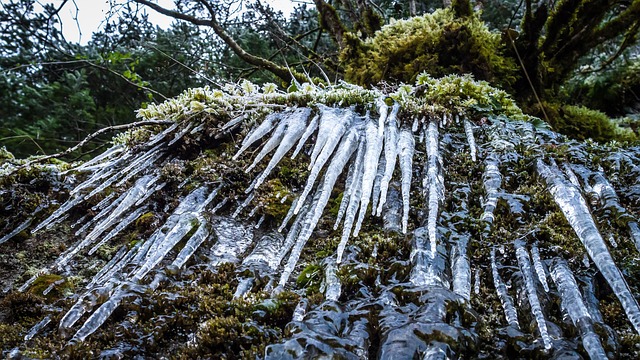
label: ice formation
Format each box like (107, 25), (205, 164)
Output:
(550, 258), (608, 359)
(514, 240), (552, 349)
(2, 82), (640, 358)
(537, 159), (640, 333)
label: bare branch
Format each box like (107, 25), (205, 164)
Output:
(5, 120), (174, 177)
(132, 0), (306, 84)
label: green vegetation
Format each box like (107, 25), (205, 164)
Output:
(343, 8), (518, 88)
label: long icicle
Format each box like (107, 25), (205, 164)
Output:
(279, 125), (360, 287)
(514, 240), (552, 349)
(423, 119), (443, 255)
(491, 249), (520, 329)
(537, 159), (640, 333)
(397, 128), (415, 234)
(550, 258), (608, 359)
(294, 107), (354, 215)
(376, 103), (400, 215)
(336, 141), (366, 263)
(353, 109), (385, 235)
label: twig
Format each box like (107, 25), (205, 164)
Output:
(4, 120), (174, 176)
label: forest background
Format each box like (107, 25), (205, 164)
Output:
(1, 0), (639, 160)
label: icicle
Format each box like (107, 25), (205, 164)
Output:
(334, 163), (356, 230)
(514, 240), (552, 349)
(132, 187), (209, 280)
(56, 175), (160, 268)
(581, 276), (604, 323)
(381, 185), (402, 232)
(275, 203), (309, 278)
(370, 157), (386, 215)
(280, 127), (359, 286)
(111, 144), (164, 188)
(171, 221), (210, 269)
(562, 163), (582, 189)
(376, 97), (389, 136)
(255, 214), (265, 228)
(251, 108), (311, 189)
(71, 144), (125, 172)
(463, 119), (477, 162)
(246, 117), (289, 172)
(31, 195), (85, 234)
(70, 214), (89, 229)
(474, 269), (481, 294)
(220, 114), (245, 132)
(537, 159), (640, 333)
(87, 207), (147, 255)
(233, 278), (254, 298)
(24, 315), (51, 341)
(451, 234), (471, 300)
(530, 242), (550, 292)
(307, 105), (352, 171)
(423, 120), (443, 255)
(247, 205), (260, 219)
(291, 114), (319, 159)
(294, 107), (354, 215)
(324, 260), (341, 301)
(85, 245), (128, 289)
(232, 112), (279, 160)
(550, 259), (608, 359)
(0, 218), (32, 245)
(491, 249), (520, 329)
(278, 197), (298, 232)
(481, 154), (501, 224)
(292, 299), (308, 322)
(72, 286), (127, 342)
(232, 193), (254, 218)
(92, 192), (116, 211)
(353, 117), (384, 236)
(629, 221), (640, 252)
(336, 141), (365, 263)
(211, 197), (228, 214)
(397, 129), (415, 234)
(167, 122), (194, 146)
(376, 103), (400, 215)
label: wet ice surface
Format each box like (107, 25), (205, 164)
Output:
(2, 103), (640, 358)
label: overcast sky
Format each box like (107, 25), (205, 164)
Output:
(49, 0), (298, 44)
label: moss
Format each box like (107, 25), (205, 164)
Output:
(257, 178), (292, 221)
(0, 292), (45, 324)
(342, 9), (518, 89)
(28, 274), (73, 300)
(135, 211), (156, 229)
(296, 263), (323, 295)
(538, 102), (638, 143)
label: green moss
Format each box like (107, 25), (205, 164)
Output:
(296, 263), (323, 295)
(257, 179), (292, 220)
(541, 103), (638, 143)
(135, 211), (156, 229)
(342, 9), (518, 88)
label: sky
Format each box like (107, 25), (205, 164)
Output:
(48, 0), (298, 44)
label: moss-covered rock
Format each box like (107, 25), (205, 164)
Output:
(342, 8), (518, 89)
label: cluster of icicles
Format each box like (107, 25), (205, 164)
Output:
(3, 98), (640, 357)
